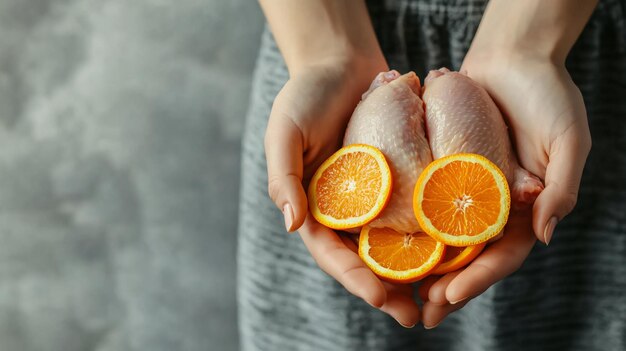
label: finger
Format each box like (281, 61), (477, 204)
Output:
(445, 213), (536, 304)
(306, 223), (416, 325)
(533, 126), (591, 244)
(422, 299), (469, 329)
(382, 281), (414, 296)
(380, 283), (421, 328)
(265, 103), (308, 232)
(298, 215), (387, 308)
(418, 276), (439, 302)
(339, 234), (358, 253)
(427, 271), (462, 305)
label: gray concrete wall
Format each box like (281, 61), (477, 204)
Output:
(0, 0), (263, 350)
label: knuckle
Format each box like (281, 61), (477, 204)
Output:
(562, 191), (579, 214)
(318, 262), (333, 278)
(266, 173), (303, 206)
(263, 128), (274, 151)
(315, 254), (333, 277)
(548, 180), (580, 215)
(267, 176), (282, 203)
(583, 135), (592, 154)
(473, 262), (500, 282)
(263, 132), (269, 149)
(317, 246), (345, 278)
(578, 130), (592, 154)
(498, 246), (525, 274)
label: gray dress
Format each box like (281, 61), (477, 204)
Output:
(238, 1), (626, 350)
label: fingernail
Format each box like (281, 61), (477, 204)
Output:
(283, 203), (294, 232)
(424, 321), (441, 330)
(399, 321), (416, 329)
(543, 216), (558, 245)
(449, 296), (469, 305)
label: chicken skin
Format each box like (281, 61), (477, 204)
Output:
(344, 70), (432, 233)
(422, 68), (543, 207)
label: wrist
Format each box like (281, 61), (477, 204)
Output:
(289, 49), (388, 80)
(467, 36), (563, 67)
(463, 44), (562, 78)
(261, 0), (386, 77)
(467, 0), (597, 65)
(287, 52), (389, 109)
(467, 20), (568, 66)
(462, 46), (564, 93)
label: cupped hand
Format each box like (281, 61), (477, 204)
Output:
(419, 51), (592, 327)
(418, 210), (536, 328)
(264, 57), (420, 327)
(461, 54), (591, 244)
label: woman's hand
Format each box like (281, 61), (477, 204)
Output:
(461, 54), (591, 245)
(418, 56), (590, 327)
(419, 0), (596, 327)
(265, 60), (371, 232)
(260, 0), (421, 327)
(459, 0), (596, 245)
(264, 58), (421, 327)
(419, 210), (536, 328)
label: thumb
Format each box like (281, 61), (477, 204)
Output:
(533, 127), (591, 244)
(264, 110), (308, 232)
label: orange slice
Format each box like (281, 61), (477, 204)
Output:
(413, 153), (510, 246)
(430, 243), (486, 275)
(359, 226), (445, 283)
(308, 144), (392, 230)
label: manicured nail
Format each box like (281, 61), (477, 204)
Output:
(449, 296), (468, 305)
(543, 216), (558, 245)
(399, 321), (416, 329)
(283, 203), (294, 232)
(424, 321), (441, 330)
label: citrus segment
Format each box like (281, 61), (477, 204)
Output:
(431, 243), (486, 275)
(359, 226), (445, 283)
(308, 144), (392, 229)
(414, 153), (510, 246)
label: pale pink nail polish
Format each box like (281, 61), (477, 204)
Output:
(450, 296), (469, 305)
(399, 321), (416, 329)
(424, 321), (441, 330)
(283, 203), (294, 232)
(543, 216), (558, 245)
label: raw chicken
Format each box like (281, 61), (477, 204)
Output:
(422, 68), (543, 207)
(344, 70), (432, 233)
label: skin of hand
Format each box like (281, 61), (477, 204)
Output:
(266, 54), (421, 328)
(419, 210), (536, 328)
(261, 0), (421, 327)
(418, 0), (597, 328)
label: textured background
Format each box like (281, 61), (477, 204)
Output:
(0, 0), (263, 350)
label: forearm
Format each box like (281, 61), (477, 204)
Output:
(469, 0), (598, 63)
(259, 0), (385, 75)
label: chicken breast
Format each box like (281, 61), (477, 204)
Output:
(422, 68), (543, 207)
(344, 70), (432, 233)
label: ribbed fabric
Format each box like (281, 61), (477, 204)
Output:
(237, 1), (626, 350)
